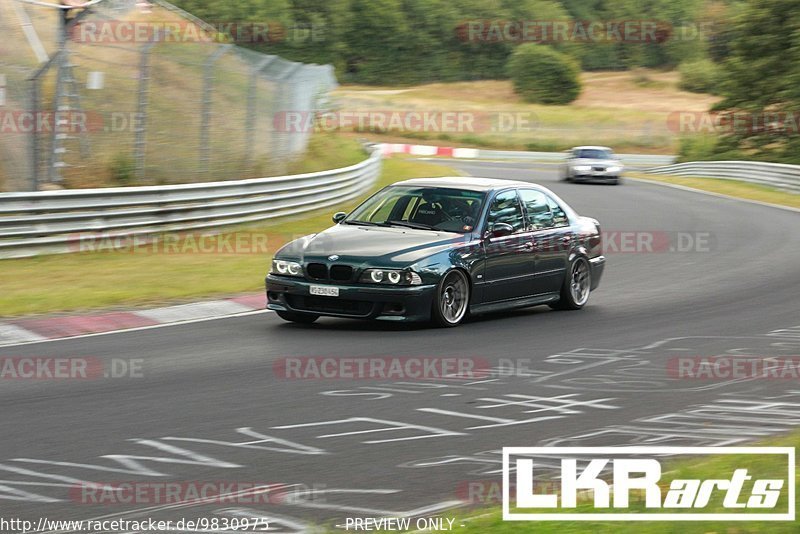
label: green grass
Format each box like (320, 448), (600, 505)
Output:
(0, 157), (461, 317)
(629, 172), (800, 209)
(364, 431), (799, 533)
(285, 134), (367, 174)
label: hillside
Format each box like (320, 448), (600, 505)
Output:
(334, 71), (718, 153)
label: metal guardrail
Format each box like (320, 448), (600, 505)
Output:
(0, 146), (382, 259)
(646, 161), (800, 193)
(473, 149), (677, 166)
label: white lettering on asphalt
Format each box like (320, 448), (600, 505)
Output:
(272, 417), (465, 443)
(418, 394), (618, 429)
(163, 427), (327, 455)
(14, 439), (240, 479)
(0, 463), (118, 503)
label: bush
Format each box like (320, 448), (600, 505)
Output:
(677, 135), (719, 161)
(677, 135), (751, 162)
(109, 153), (135, 185)
(506, 44), (581, 105)
(678, 59), (722, 94)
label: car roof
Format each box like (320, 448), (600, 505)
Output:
(391, 176), (537, 193)
(572, 145), (613, 151)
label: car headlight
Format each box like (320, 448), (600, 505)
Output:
(572, 165), (591, 171)
(607, 166), (622, 173)
(272, 259), (303, 277)
(360, 269), (422, 286)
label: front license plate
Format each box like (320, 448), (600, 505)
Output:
(310, 285), (339, 297)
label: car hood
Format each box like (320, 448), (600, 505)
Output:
(276, 223), (471, 267)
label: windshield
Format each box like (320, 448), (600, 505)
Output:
(575, 148), (613, 159)
(346, 186), (486, 233)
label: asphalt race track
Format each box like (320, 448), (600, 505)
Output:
(2, 161), (799, 532)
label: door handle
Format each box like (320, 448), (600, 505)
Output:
(523, 242), (535, 250)
(560, 236), (572, 245)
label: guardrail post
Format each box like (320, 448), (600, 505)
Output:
(28, 71), (41, 191)
(245, 56), (277, 169)
(199, 45), (231, 175)
(28, 53), (62, 191)
(272, 62), (302, 175)
(133, 42), (156, 181)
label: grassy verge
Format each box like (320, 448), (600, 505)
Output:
(285, 134), (368, 175)
(334, 71), (716, 154)
(390, 430), (798, 534)
(629, 172), (800, 209)
(0, 156), (461, 317)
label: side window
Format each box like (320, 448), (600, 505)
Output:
(486, 190), (525, 234)
(546, 195), (569, 227)
(519, 189), (555, 230)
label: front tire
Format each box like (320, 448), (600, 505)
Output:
(276, 310), (320, 324)
(431, 270), (470, 327)
(550, 256), (591, 310)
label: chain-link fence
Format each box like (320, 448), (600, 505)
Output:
(0, 0), (337, 192)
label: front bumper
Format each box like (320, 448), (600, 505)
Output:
(266, 275), (437, 322)
(571, 171), (620, 183)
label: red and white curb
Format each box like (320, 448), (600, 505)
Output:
(380, 143), (678, 166)
(0, 293), (266, 347)
(381, 143), (479, 158)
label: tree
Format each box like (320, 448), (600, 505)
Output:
(678, 58), (721, 94)
(170, 0), (723, 86)
(340, 0), (409, 83)
(713, 0), (800, 160)
(507, 44), (581, 104)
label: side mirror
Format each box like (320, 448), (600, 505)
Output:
(486, 222), (514, 238)
(332, 212), (347, 224)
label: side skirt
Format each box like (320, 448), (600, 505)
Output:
(470, 293), (560, 315)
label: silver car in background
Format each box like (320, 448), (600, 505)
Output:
(562, 146), (624, 185)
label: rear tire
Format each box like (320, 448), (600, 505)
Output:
(276, 310), (320, 324)
(431, 270), (470, 327)
(550, 257), (591, 310)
